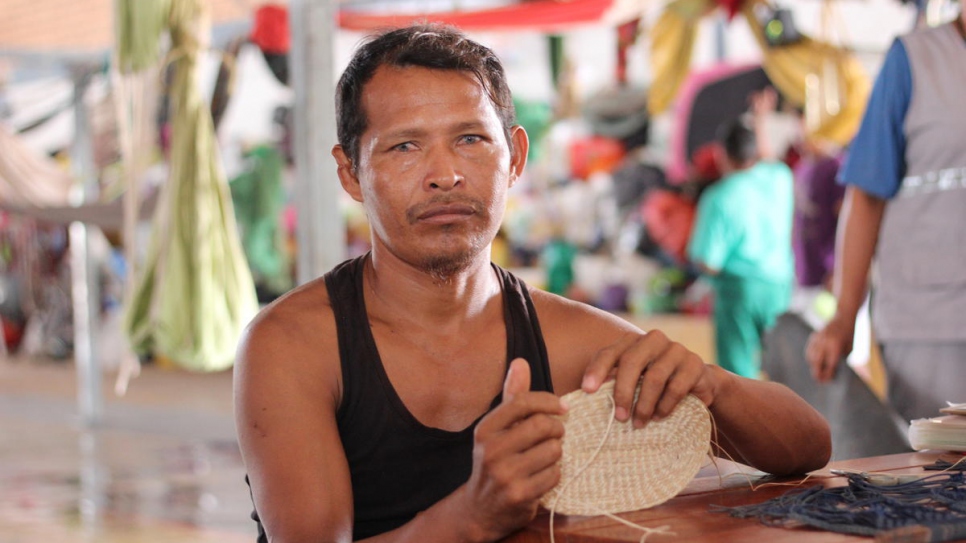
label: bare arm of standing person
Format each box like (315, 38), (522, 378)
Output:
(805, 186), (886, 382)
(235, 285), (570, 543)
(537, 291), (831, 476)
(803, 30), (913, 383)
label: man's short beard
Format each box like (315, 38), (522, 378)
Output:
(423, 254), (473, 284)
(419, 235), (488, 284)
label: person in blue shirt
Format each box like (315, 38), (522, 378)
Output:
(806, 12), (966, 423)
(688, 89), (795, 378)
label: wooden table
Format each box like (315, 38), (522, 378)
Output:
(502, 451), (966, 543)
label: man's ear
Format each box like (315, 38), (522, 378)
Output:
(507, 125), (529, 188)
(332, 145), (363, 202)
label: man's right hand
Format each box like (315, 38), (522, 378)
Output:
(460, 358), (567, 542)
(806, 317), (855, 383)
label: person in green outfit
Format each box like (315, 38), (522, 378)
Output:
(687, 88), (794, 378)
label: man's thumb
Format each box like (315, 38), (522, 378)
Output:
(503, 358), (531, 402)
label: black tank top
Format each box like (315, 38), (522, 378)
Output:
(249, 255), (553, 541)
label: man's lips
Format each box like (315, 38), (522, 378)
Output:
(409, 201), (481, 223)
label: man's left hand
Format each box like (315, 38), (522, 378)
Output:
(580, 331), (718, 428)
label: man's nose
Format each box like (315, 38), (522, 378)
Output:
(424, 147), (464, 190)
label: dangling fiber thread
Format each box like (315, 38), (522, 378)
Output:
(702, 407), (820, 494)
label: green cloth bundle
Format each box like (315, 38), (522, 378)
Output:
(115, 0), (172, 73)
(120, 0), (258, 371)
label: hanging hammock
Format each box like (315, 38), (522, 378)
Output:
(0, 123), (74, 209)
(119, 0), (258, 372)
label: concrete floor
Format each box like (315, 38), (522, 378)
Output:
(0, 355), (255, 543)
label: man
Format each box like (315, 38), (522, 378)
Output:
(806, 10), (966, 422)
(687, 90), (796, 378)
(234, 25), (830, 543)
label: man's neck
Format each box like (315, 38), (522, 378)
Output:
(364, 250), (501, 329)
(721, 158), (757, 177)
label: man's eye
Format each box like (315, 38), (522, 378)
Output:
(392, 142), (415, 152)
(459, 135), (483, 145)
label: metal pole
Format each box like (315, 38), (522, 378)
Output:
(290, 0), (345, 285)
(714, 11), (727, 62)
(69, 65), (102, 426)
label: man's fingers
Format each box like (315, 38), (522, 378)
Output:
(511, 434), (563, 479)
(480, 390), (566, 439)
(489, 459), (562, 510)
(628, 348), (691, 428)
(649, 351), (704, 422)
(503, 358), (531, 402)
(611, 331), (671, 422)
(520, 461), (563, 502)
(494, 412), (564, 456)
(581, 334), (638, 393)
(583, 331), (709, 428)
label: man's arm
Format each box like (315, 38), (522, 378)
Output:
(698, 365), (832, 475)
(805, 186), (885, 382)
(234, 289), (355, 542)
(537, 292), (831, 476)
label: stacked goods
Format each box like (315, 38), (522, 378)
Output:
(908, 403), (966, 452)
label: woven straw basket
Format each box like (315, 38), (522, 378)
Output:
(540, 380), (712, 515)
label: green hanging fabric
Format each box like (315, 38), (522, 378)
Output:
(115, 0), (171, 73)
(229, 145), (292, 300)
(121, 0), (258, 371)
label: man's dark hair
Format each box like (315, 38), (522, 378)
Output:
(335, 24), (516, 167)
(716, 117), (758, 165)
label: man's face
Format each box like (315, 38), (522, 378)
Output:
(333, 65), (527, 278)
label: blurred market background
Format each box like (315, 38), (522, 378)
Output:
(0, 0), (954, 541)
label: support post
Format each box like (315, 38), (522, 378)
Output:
(290, 0), (345, 285)
(69, 65), (102, 426)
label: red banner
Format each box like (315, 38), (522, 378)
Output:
(338, 0), (616, 33)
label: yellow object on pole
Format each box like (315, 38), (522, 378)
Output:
(120, 0), (258, 371)
(647, 0), (870, 148)
(646, 0), (711, 115)
(740, 0), (870, 147)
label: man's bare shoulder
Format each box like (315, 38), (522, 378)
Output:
(526, 286), (643, 394)
(248, 277), (334, 342)
(527, 286), (639, 338)
(236, 276), (340, 391)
